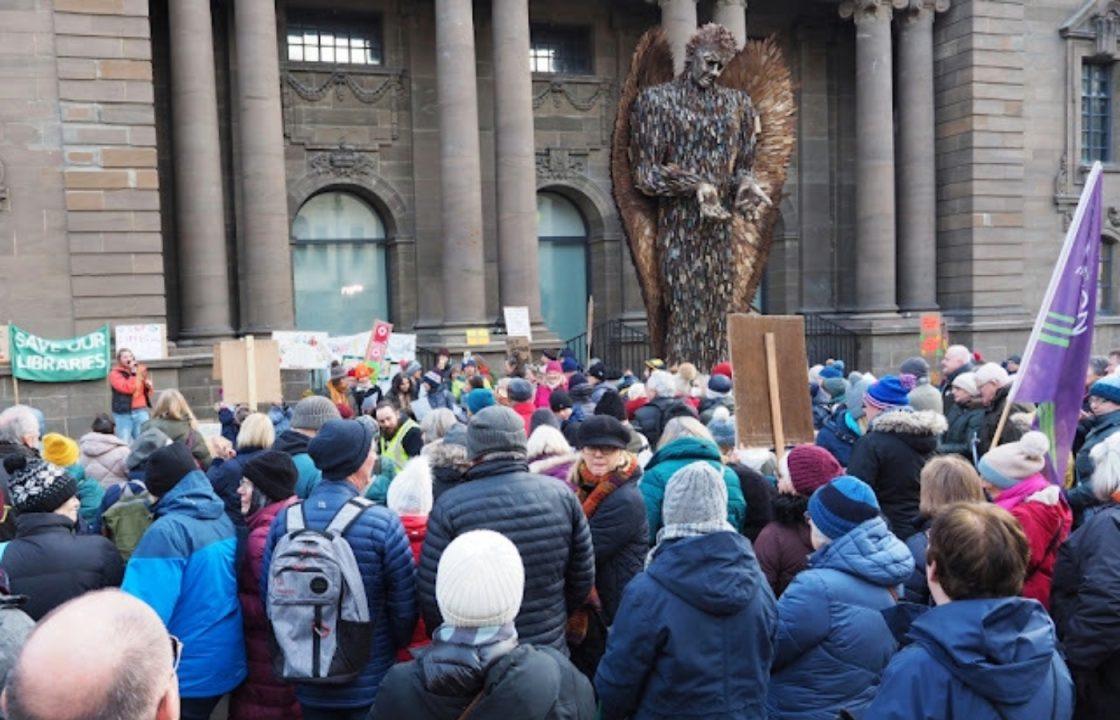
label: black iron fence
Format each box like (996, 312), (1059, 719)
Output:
(802, 313), (860, 367)
(565, 319), (651, 373)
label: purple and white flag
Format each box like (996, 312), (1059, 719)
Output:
(1011, 162), (1103, 483)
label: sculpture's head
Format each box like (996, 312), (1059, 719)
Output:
(684, 24), (737, 89)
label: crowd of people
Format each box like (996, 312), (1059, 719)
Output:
(0, 343), (1119, 719)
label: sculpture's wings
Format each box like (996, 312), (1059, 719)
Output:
(611, 28), (674, 358)
(719, 36), (797, 313)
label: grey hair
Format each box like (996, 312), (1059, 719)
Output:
(1091, 431), (1120, 501)
(526, 425), (572, 460)
(646, 370), (677, 399)
(1090, 355), (1110, 377)
(420, 408), (458, 444)
(0, 406), (39, 445)
(658, 416), (713, 450)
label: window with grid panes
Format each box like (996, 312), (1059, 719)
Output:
(286, 12), (383, 66)
(1082, 61), (1112, 164)
(530, 24), (592, 75)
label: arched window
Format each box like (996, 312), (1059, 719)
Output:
(538, 192), (588, 341)
(291, 191), (389, 335)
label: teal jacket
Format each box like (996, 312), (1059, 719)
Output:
(639, 437), (746, 544)
(65, 463), (104, 528)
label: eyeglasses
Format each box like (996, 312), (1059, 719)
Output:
(583, 447), (619, 457)
(170, 634), (182, 675)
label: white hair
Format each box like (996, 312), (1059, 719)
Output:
(658, 416), (713, 450)
(387, 456), (433, 516)
(945, 345), (972, 363)
(421, 408), (458, 444)
(0, 405), (39, 445)
(1091, 432), (1120, 501)
(526, 425), (572, 460)
(646, 370), (677, 399)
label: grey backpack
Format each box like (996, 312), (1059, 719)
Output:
(267, 497), (374, 684)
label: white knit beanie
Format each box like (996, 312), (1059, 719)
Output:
(978, 431), (1049, 489)
(386, 457), (433, 516)
(975, 362), (1010, 389)
(436, 530), (524, 628)
(951, 371), (979, 397)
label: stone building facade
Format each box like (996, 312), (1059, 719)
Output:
(3, 0), (1120, 431)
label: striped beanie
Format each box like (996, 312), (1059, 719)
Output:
(864, 375), (913, 411)
(808, 475), (881, 540)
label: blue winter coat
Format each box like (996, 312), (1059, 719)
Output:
(767, 516), (914, 720)
(862, 598), (1073, 720)
(595, 532), (776, 720)
(263, 479), (417, 710)
(206, 445), (264, 533)
(815, 406), (862, 467)
(121, 470), (247, 698)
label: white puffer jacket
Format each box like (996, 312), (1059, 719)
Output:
(78, 431), (130, 488)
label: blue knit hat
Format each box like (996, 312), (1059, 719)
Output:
(465, 388), (496, 415)
(1089, 375), (1120, 405)
(819, 365), (844, 380)
(864, 375), (913, 411)
(308, 419), (374, 480)
(808, 475), (881, 540)
(561, 356), (580, 373)
(707, 417), (736, 448)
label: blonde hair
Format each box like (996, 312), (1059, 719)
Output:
(206, 435), (234, 461)
(421, 408), (459, 444)
(919, 456), (986, 517)
(526, 425), (572, 460)
(151, 389), (198, 427)
(658, 416), (713, 450)
(236, 413), (275, 451)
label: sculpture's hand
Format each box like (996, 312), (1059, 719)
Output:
(697, 182), (731, 222)
(735, 176), (773, 222)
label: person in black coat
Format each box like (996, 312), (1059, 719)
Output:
(418, 406), (596, 654)
(709, 413), (775, 542)
(846, 376), (947, 541)
(371, 530), (596, 720)
(632, 371), (695, 450)
(1051, 432), (1120, 720)
(0, 455), (123, 620)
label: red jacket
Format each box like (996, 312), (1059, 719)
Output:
(626, 396), (649, 421)
(109, 364), (150, 410)
(1008, 491), (1071, 609)
(230, 498), (301, 720)
(396, 513), (430, 662)
(512, 401), (535, 436)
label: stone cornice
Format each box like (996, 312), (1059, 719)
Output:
(714, 0), (748, 8)
(896, 0), (950, 24)
(839, 0), (894, 23)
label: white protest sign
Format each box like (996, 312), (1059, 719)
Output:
(386, 332), (417, 363)
(503, 306), (532, 341)
(114, 324), (167, 361)
(273, 331), (331, 370)
(326, 332), (371, 361)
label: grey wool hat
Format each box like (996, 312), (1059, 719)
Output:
(127, 427), (172, 470)
(467, 406), (527, 460)
(663, 461), (729, 527)
(291, 396), (341, 431)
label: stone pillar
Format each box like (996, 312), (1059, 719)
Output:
(235, 0), (294, 333)
(436, 0), (487, 325)
(840, 0), (897, 313)
(492, 0), (542, 322)
(168, 0), (232, 340)
(713, 0), (747, 47)
(653, 0), (698, 75)
(896, 0), (948, 311)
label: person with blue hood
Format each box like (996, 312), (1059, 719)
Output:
(121, 441), (246, 720)
(595, 462), (776, 720)
(863, 502), (1073, 720)
(767, 475), (913, 720)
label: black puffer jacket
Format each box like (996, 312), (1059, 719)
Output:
(846, 409), (947, 541)
(940, 362), (973, 415)
(419, 458), (595, 652)
(978, 385), (1033, 458)
(632, 397), (694, 449)
(0, 513), (124, 620)
(1051, 502), (1120, 719)
(370, 636), (596, 719)
(581, 468), (648, 624)
(939, 398), (984, 461)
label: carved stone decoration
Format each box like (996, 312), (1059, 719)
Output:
(536, 148), (589, 180)
(1094, 1), (1120, 58)
(284, 70), (407, 142)
(308, 142), (377, 179)
(894, 0), (951, 22)
(1109, 205), (1120, 228)
(0, 156), (7, 210)
(838, 0), (895, 23)
(532, 79), (616, 144)
(1055, 151), (1071, 197)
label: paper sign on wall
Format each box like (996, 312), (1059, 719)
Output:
(466, 328), (491, 346)
(327, 332), (370, 361)
(386, 333), (416, 363)
(0, 325), (8, 363)
(273, 331), (331, 370)
(503, 306), (532, 341)
(115, 324), (167, 361)
(919, 312), (947, 386)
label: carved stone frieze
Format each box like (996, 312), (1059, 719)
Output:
(308, 142), (377, 179)
(536, 148), (589, 180)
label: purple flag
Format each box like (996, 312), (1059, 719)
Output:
(1011, 162), (1103, 484)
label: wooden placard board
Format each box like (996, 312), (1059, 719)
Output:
(506, 336), (531, 367)
(217, 337), (282, 407)
(728, 314), (815, 448)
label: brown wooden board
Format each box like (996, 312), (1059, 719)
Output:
(217, 338), (282, 408)
(728, 314), (815, 448)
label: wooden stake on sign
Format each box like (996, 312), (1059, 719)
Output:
(246, 335), (258, 411)
(7, 321), (17, 406)
(990, 396), (1013, 451)
(585, 296), (595, 366)
(765, 332), (786, 462)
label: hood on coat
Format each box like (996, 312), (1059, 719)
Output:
(78, 431), (129, 458)
(528, 453), (579, 475)
(909, 597), (1061, 708)
(869, 409), (948, 437)
(154, 469), (226, 521)
(646, 436), (722, 469)
(271, 429), (311, 457)
(811, 516), (914, 588)
(647, 532), (764, 616)
(422, 438), (469, 470)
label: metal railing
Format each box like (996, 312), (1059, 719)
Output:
(802, 313), (860, 367)
(565, 319), (651, 373)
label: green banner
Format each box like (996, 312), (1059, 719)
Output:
(9, 325), (111, 382)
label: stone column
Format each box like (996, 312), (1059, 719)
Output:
(896, 0), (948, 311)
(840, 0), (898, 313)
(436, 0), (487, 325)
(653, 0), (698, 75)
(713, 0), (748, 48)
(235, 0), (294, 333)
(168, 0), (232, 340)
(492, 0), (542, 322)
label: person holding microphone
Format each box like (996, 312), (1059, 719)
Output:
(109, 348), (153, 441)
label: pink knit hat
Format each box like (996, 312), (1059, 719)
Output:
(786, 445), (843, 497)
(545, 361), (563, 373)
